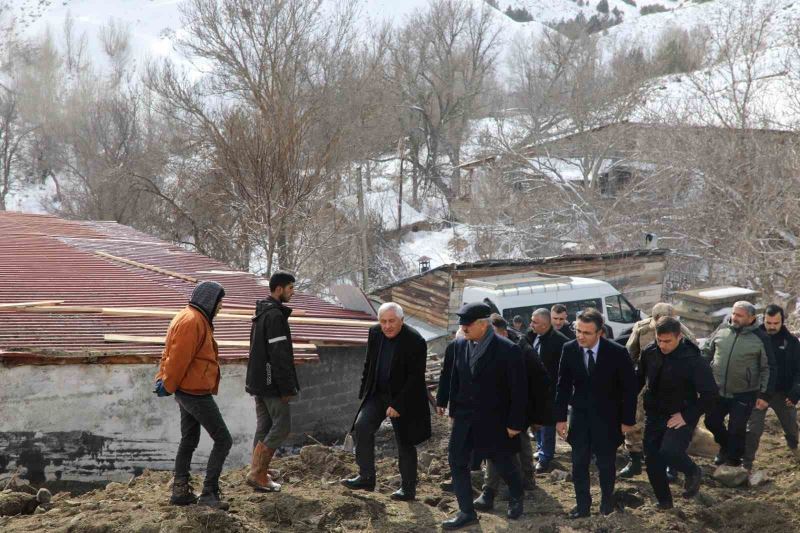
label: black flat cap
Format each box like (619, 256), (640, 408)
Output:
(456, 302), (492, 325)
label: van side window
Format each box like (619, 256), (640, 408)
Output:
(606, 295), (637, 323)
(503, 298), (602, 328)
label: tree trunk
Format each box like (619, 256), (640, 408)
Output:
(356, 165), (369, 291)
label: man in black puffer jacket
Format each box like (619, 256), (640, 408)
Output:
(639, 317), (718, 510)
(744, 304), (800, 469)
(245, 271), (299, 493)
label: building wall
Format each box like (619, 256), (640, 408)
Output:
(0, 346), (365, 483)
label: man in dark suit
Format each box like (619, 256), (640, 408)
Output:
(342, 302), (431, 501)
(522, 308), (568, 473)
(441, 303), (528, 530)
(551, 303), (575, 340)
(555, 308), (637, 518)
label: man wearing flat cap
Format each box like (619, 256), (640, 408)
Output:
(440, 302), (528, 530)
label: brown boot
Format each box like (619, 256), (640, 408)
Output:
(246, 442), (281, 492)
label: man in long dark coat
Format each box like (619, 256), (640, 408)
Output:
(555, 308), (637, 518)
(442, 302), (528, 530)
(342, 302), (431, 501)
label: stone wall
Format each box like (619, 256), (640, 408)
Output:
(0, 346), (365, 483)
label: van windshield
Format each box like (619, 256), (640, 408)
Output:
(502, 298), (603, 329)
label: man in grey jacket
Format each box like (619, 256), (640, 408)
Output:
(703, 301), (776, 467)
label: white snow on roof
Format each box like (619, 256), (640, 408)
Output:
(698, 287), (757, 298)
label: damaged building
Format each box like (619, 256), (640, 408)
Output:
(0, 212), (374, 483)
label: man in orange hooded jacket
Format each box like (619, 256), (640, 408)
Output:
(155, 281), (232, 510)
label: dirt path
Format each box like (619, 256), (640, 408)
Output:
(2, 414), (799, 532)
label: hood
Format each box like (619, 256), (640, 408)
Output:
(189, 281), (225, 326)
(253, 296), (292, 319)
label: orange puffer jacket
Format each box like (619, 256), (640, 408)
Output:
(155, 306), (221, 395)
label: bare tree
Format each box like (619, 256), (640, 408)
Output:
(387, 0), (501, 211)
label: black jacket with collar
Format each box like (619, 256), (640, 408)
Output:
(762, 325), (800, 402)
(637, 339), (718, 426)
(246, 296), (299, 397)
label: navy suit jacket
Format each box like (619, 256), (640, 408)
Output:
(449, 333), (528, 460)
(555, 337), (637, 452)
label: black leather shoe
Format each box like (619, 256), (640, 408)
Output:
(599, 500), (615, 516)
(472, 488), (494, 511)
(657, 498), (674, 510)
(682, 465), (702, 498)
(666, 466), (678, 483)
(390, 487), (415, 501)
(568, 506), (590, 519)
(535, 460), (550, 474)
(507, 496), (523, 519)
(341, 475), (375, 492)
(713, 453), (726, 466)
(618, 452), (642, 478)
(441, 512), (479, 530)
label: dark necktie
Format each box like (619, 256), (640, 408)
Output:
(587, 349), (595, 376)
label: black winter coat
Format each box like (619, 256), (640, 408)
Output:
(449, 333), (528, 460)
(519, 339), (555, 427)
(762, 325), (800, 402)
(522, 327), (569, 384)
(637, 339), (718, 426)
(246, 297), (299, 397)
(356, 324), (432, 446)
(435, 341), (456, 408)
(555, 338), (637, 453)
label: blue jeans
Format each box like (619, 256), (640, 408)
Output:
(536, 425), (556, 463)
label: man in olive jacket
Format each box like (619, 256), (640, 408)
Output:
(342, 302), (431, 501)
(703, 301), (776, 467)
(245, 272), (299, 493)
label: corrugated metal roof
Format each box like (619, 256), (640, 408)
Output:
(0, 211), (372, 365)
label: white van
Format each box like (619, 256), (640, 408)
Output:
(461, 272), (642, 338)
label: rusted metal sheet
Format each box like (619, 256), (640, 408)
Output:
(0, 212), (370, 364)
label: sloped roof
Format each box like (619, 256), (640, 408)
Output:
(0, 212), (372, 365)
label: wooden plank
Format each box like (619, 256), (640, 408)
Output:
(103, 334), (317, 351)
(95, 251), (199, 283)
(18, 305), (370, 327)
(0, 300), (65, 310)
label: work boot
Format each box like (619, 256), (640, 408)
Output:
(682, 465), (702, 498)
(169, 479), (198, 506)
(472, 487), (495, 511)
(341, 475), (375, 491)
(618, 452), (642, 478)
(713, 452), (727, 466)
(507, 495), (524, 519)
(535, 460), (551, 474)
(246, 442), (282, 492)
(197, 489), (230, 511)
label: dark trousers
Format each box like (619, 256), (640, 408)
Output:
(705, 391), (757, 465)
(745, 392), (799, 466)
(174, 391), (233, 492)
(354, 392), (417, 487)
(643, 414), (697, 502)
(569, 412), (616, 511)
(448, 418), (522, 515)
